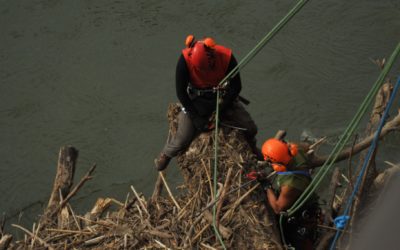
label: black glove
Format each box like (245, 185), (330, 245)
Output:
(258, 178), (272, 191)
(191, 115), (210, 132)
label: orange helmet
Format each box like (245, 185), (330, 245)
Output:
(261, 138), (298, 171)
(185, 35), (216, 71)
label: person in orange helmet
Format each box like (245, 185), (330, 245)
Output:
(255, 138), (321, 250)
(155, 35), (261, 171)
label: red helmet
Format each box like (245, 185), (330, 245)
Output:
(261, 138), (298, 171)
(185, 35), (216, 71)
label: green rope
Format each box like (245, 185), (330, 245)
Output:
(211, 0), (310, 248)
(286, 41), (400, 218)
(217, 0), (310, 88)
(212, 89), (225, 248)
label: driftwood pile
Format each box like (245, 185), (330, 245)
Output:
(2, 103), (281, 249)
(1, 80), (400, 249)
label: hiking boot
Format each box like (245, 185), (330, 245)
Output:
(154, 153), (171, 171)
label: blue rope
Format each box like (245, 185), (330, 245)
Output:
(277, 170), (311, 177)
(329, 76), (400, 250)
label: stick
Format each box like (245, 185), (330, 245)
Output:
(76, 216), (113, 228)
(145, 229), (174, 239)
(347, 134), (358, 189)
(200, 242), (218, 250)
(201, 159), (214, 201)
(309, 136), (327, 150)
(67, 203), (81, 231)
(194, 179), (257, 218)
(12, 224), (54, 250)
(130, 186), (150, 217)
(46, 228), (92, 234)
(183, 214), (204, 248)
(155, 239), (171, 250)
(177, 188), (200, 220)
(151, 174), (164, 201)
(159, 172), (181, 211)
(30, 222), (39, 249)
(0, 234), (12, 250)
(216, 167), (233, 227)
(196, 171), (276, 218)
(49, 164), (97, 218)
(84, 235), (106, 246)
(0, 213), (5, 235)
(227, 183), (259, 214)
(193, 224), (210, 242)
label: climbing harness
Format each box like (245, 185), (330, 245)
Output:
(211, 1), (310, 248)
(187, 85), (217, 97)
(276, 170), (311, 177)
(278, 42), (400, 247)
(329, 75), (400, 249)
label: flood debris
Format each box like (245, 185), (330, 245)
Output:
(2, 81), (400, 249)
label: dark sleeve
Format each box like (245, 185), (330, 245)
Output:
(221, 54), (242, 109)
(175, 54), (198, 116)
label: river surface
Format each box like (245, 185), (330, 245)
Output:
(1, 0), (399, 231)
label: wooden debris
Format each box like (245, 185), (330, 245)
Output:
(0, 234), (12, 250)
(4, 81), (399, 249)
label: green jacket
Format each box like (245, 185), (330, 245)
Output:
(274, 149), (311, 192)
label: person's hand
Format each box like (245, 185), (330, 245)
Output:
(245, 171), (272, 191)
(246, 170), (262, 181)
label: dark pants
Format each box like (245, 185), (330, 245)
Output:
(281, 204), (320, 250)
(162, 100), (258, 157)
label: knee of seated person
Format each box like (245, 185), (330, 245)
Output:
(246, 123), (258, 138)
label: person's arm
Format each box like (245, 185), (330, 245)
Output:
(266, 185), (303, 214)
(175, 54), (198, 116)
(220, 54), (242, 111)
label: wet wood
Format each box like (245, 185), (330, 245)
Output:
(47, 146), (78, 209)
(0, 234), (12, 250)
(373, 161), (400, 189)
(357, 83), (393, 201)
(40, 146), (78, 228)
(50, 164), (96, 219)
(327, 167), (341, 219)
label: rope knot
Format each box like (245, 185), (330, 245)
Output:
(334, 215), (350, 230)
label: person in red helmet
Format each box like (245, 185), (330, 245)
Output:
(255, 138), (320, 250)
(155, 35), (260, 171)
